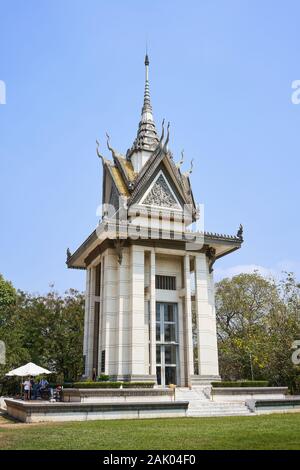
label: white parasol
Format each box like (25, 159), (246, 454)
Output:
(5, 362), (52, 399)
(6, 362), (52, 377)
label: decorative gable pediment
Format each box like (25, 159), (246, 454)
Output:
(140, 170), (182, 210)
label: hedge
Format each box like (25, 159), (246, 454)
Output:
(211, 380), (269, 388)
(122, 382), (155, 388)
(72, 381), (155, 389)
(73, 382), (121, 389)
(97, 375), (110, 382)
(49, 382), (74, 389)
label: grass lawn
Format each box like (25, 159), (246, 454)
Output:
(0, 413), (300, 450)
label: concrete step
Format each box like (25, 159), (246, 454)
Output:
(187, 411), (251, 417)
(188, 407), (250, 413)
(188, 409), (250, 413)
(174, 387), (252, 416)
(188, 408), (250, 413)
(186, 402), (248, 407)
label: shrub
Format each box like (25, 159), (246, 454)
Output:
(73, 381), (121, 389)
(290, 374), (300, 395)
(122, 382), (155, 388)
(72, 381), (155, 389)
(0, 378), (21, 396)
(97, 374), (110, 382)
(212, 380), (269, 388)
(63, 382), (74, 388)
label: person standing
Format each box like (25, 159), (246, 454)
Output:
(32, 380), (39, 400)
(23, 377), (31, 400)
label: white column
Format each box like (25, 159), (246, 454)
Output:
(130, 245), (146, 377)
(178, 300), (185, 386)
(97, 259), (104, 373)
(184, 254), (194, 385)
(83, 268), (91, 375)
(86, 266), (95, 377)
(194, 253), (219, 377)
(149, 250), (156, 377)
(117, 255), (126, 377)
(102, 250), (118, 376)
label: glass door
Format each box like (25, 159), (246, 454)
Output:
(156, 303), (178, 386)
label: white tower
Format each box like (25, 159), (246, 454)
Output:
(67, 56), (243, 386)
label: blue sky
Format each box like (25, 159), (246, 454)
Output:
(0, 0), (300, 293)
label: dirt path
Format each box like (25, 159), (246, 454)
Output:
(0, 411), (43, 428)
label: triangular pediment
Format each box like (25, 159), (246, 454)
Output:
(139, 170), (182, 210)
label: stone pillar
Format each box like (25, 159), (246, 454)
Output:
(177, 300), (185, 386)
(192, 253), (220, 384)
(83, 267), (91, 376)
(102, 250), (117, 376)
(99, 256), (106, 375)
(149, 250), (156, 377)
(97, 260), (104, 373)
(130, 245), (156, 381)
(86, 266), (95, 378)
(116, 253), (127, 378)
(184, 254), (194, 386)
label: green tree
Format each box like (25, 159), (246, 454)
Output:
(0, 274), (85, 383)
(18, 288), (85, 381)
(215, 272), (300, 389)
(0, 274), (17, 313)
(0, 275), (30, 380)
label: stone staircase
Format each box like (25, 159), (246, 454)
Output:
(175, 387), (253, 417)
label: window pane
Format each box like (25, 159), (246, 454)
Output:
(165, 366), (176, 385)
(156, 323), (161, 341)
(156, 366), (161, 385)
(165, 345), (176, 364)
(156, 303), (160, 321)
(164, 304), (174, 322)
(156, 345), (161, 364)
(164, 324), (176, 342)
(163, 303), (168, 320)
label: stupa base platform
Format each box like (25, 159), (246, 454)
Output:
(62, 387), (174, 403)
(4, 399), (189, 423)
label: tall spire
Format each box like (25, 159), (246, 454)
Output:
(127, 54), (159, 159)
(142, 53), (152, 120)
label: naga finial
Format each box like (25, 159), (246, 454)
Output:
(159, 119), (165, 146)
(66, 248), (72, 261)
(96, 140), (104, 162)
(163, 121), (170, 151)
(106, 132), (112, 152)
(176, 149), (184, 169)
(106, 132), (122, 160)
(183, 158), (194, 177)
(237, 224), (244, 241)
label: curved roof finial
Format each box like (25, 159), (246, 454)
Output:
(106, 132), (112, 152)
(159, 119), (165, 146)
(183, 158), (194, 177)
(176, 149), (184, 169)
(96, 140), (104, 162)
(237, 224), (244, 241)
(66, 248), (72, 262)
(163, 122), (170, 152)
(105, 132), (122, 160)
